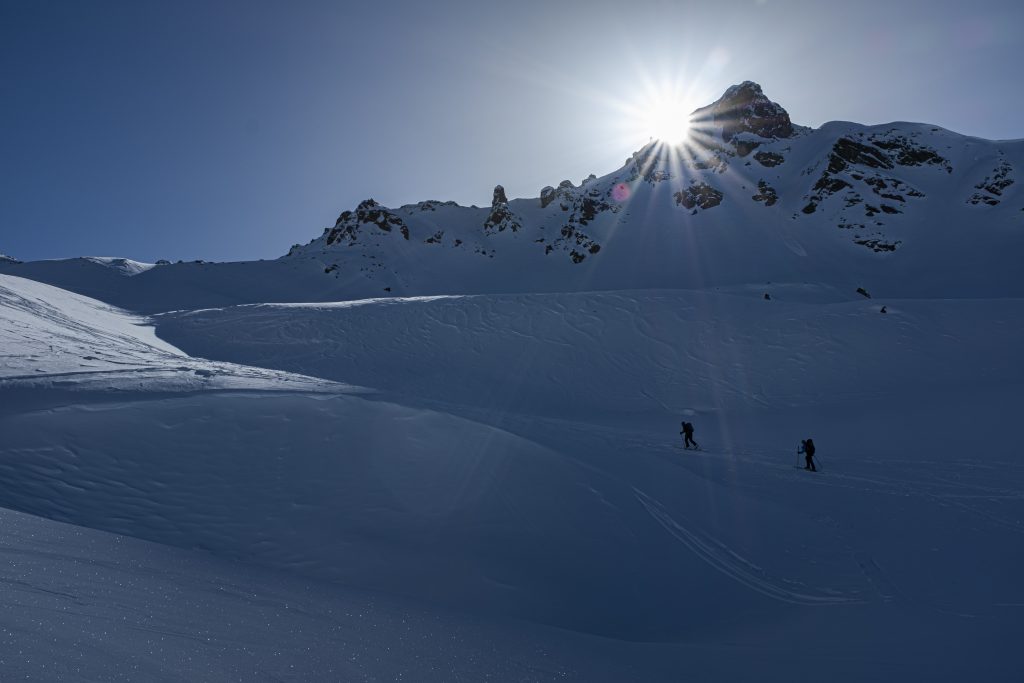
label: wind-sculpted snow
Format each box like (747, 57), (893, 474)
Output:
(156, 290), (1024, 417)
(2, 271), (1023, 678)
(0, 274), (347, 394)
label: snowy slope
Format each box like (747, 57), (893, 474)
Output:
(0, 273), (345, 393)
(1, 273), (1022, 681)
(156, 290), (1024, 418)
(0, 505), (689, 682)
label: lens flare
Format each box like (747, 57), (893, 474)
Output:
(612, 182), (631, 202)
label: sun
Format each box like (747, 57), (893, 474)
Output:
(599, 70), (710, 150)
(640, 94), (693, 145)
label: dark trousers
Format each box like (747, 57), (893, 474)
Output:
(684, 434), (697, 448)
(805, 453), (816, 471)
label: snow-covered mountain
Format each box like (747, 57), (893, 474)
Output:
(2, 82), (1023, 680)
(3, 82), (1022, 312)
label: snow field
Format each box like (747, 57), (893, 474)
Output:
(2, 277), (1023, 679)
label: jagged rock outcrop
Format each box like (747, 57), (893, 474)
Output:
(325, 199), (410, 245)
(869, 133), (951, 171)
(540, 186), (556, 208)
(492, 185), (508, 205)
(751, 180), (778, 206)
(968, 159), (1014, 206)
(802, 131), (945, 219)
(754, 151), (785, 167)
(483, 184), (520, 234)
(690, 81), (794, 143)
(627, 143), (676, 183)
(675, 183), (724, 211)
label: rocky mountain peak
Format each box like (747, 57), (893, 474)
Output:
(691, 81), (793, 143)
(491, 185), (509, 207)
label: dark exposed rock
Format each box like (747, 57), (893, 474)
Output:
(830, 138), (893, 172)
(856, 287), (872, 298)
(540, 186), (556, 208)
(483, 184), (519, 233)
(674, 183), (724, 211)
(326, 199), (411, 246)
(855, 239), (900, 253)
(551, 223), (601, 261)
(734, 140), (761, 157)
(864, 176), (887, 191)
(424, 230), (444, 244)
(690, 81), (794, 143)
(967, 193), (1001, 206)
(751, 180), (778, 206)
(870, 134), (951, 171)
(814, 175), (852, 194)
(542, 183), (608, 261)
(483, 188), (520, 234)
(968, 160), (1014, 205)
(863, 174), (922, 201)
(412, 200), (459, 212)
(492, 185), (508, 206)
(753, 151), (785, 167)
(687, 151), (729, 173)
(627, 142), (680, 182)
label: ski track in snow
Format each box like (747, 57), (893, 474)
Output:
(633, 488), (861, 606)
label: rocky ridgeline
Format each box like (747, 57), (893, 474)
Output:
(289, 81), (1020, 282)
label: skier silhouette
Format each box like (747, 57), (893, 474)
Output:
(680, 421), (699, 450)
(798, 438), (817, 471)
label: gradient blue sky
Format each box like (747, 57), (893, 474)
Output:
(3, 0), (1022, 262)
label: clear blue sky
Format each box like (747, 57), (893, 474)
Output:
(2, 0), (1022, 262)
